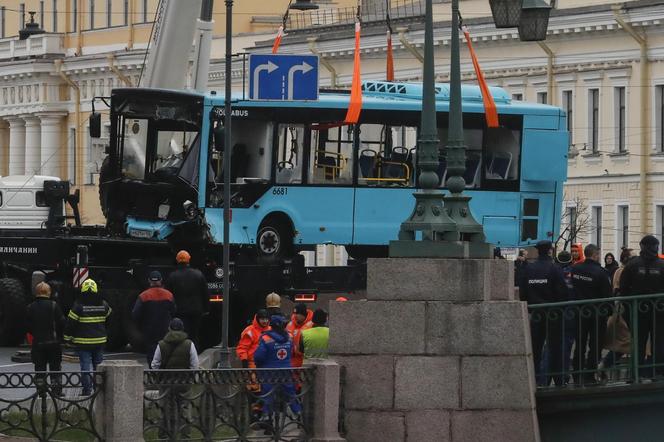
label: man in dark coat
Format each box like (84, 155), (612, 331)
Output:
(132, 270), (176, 365)
(570, 244), (613, 383)
(164, 250), (209, 347)
(620, 235), (664, 377)
(519, 240), (568, 386)
(27, 282), (66, 394)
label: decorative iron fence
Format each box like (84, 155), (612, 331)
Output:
(529, 292), (664, 388)
(144, 368), (315, 441)
(286, 0), (425, 32)
(0, 371), (104, 441)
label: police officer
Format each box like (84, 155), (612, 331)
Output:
(619, 235), (664, 377)
(519, 240), (568, 386)
(570, 244), (612, 384)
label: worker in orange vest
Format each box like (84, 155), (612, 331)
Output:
(236, 309), (271, 369)
(286, 303), (313, 367)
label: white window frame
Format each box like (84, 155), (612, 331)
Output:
(537, 91), (548, 105)
(616, 203), (630, 252)
(591, 204), (603, 249)
(614, 86), (627, 153)
(40, 1), (44, 29)
(89, 0), (94, 29)
(562, 89), (574, 148)
(654, 202), (664, 247)
(19, 3), (25, 29)
(656, 84), (664, 153)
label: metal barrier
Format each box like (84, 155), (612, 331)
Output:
(143, 367), (315, 441)
(0, 371), (104, 441)
(286, 0), (424, 32)
(529, 293), (664, 388)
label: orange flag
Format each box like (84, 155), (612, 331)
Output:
(462, 27), (499, 128)
(272, 25), (284, 54)
(386, 29), (394, 81)
(345, 21), (362, 124)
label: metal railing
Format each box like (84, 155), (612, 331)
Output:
(529, 292), (664, 388)
(286, 0), (425, 32)
(143, 367), (315, 441)
(0, 371), (104, 441)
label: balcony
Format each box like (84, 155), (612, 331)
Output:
(0, 33), (65, 61)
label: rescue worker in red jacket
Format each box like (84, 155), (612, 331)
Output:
(286, 303), (313, 368)
(236, 309), (271, 368)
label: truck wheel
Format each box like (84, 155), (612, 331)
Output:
(257, 220), (293, 262)
(0, 278), (29, 346)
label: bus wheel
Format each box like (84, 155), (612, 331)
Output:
(257, 220), (293, 262)
(0, 278), (29, 346)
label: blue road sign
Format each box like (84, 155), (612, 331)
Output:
(249, 54), (319, 101)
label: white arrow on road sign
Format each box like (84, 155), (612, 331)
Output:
(253, 61), (279, 99)
(287, 62), (314, 100)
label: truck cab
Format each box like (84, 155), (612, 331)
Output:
(0, 175), (64, 230)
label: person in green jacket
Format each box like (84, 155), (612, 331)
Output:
(299, 309), (329, 360)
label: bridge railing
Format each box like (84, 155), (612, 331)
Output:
(528, 292), (664, 388)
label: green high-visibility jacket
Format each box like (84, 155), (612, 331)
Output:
(301, 326), (329, 360)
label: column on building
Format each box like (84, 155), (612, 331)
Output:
(22, 115), (41, 175)
(6, 116), (25, 176)
(0, 120), (8, 176)
(38, 112), (66, 178)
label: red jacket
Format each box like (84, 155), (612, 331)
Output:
(286, 310), (313, 367)
(236, 315), (270, 367)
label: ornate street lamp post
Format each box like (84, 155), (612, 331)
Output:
(389, 0), (551, 258)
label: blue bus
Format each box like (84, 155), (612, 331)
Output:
(100, 81), (568, 261)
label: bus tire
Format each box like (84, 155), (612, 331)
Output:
(0, 278), (29, 346)
(257, 219), (293, 262)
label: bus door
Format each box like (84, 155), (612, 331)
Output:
(520, 193), (554, 245)
(298, 125), (355, 245)
(353, 124), (417, 245)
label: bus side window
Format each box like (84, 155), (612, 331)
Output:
(484, 127), (520, 183)
(275, 124), (304, 185)
(358, 124), (414, 187)
(310, 126), (353, 185)
(438, 127), (483, 189)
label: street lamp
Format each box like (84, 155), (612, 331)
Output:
(290, 0), (319, 11)
(518, 0), (552, 42)
(489, 0), (522, 28)
(389, 0), (552, 258)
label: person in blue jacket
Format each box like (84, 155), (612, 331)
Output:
(253, 314), (301, 417)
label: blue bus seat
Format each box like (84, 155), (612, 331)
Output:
(359, 149), (377, 179)
(318, 155), (338, 180)
(464, 154), (481, 188)
(386, 147), (409, 179)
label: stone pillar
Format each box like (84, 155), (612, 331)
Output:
(22, 115), (41, 175)
(38, 112), (66, 178)
(98, 360), (144, 442)
(329, 259), (539, 442)
(305, 359), (346, 442)
(7, 117), (25, 176)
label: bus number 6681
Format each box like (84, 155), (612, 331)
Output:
(272, 187), (288, 196)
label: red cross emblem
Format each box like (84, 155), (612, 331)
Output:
(276, 348), (287, 360)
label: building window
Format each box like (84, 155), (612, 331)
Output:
(1, 7), (5, 38)
(617, 205), (629, 249)
(512, 93), (523, 101)
(537, 91), (548, 104)
(143, 0), (148, 22)
(40, 1), (44, 28)
(592, 206), (602, 249)
(568, 206), (578, 245)
(615, 86), (626, 153)
(562, 90), (573, 147)
(588, 88), (599, 153)
(69, 128), (76, 184)
(124, 0), (128, 25)
(656, 205), (664, 246)
(72, 0), (77, 32)
(89, 0), (94, 29)
(52, 0), (57, 31)
(19, 3), (25, 29)
(657, 86), (664, 153)
(107, 0), (112, 27)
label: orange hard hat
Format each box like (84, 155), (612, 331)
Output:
(176, 250), (191, 264)
(335, 296), (348, 302)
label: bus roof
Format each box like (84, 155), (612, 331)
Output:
(204, 81), (561, 116)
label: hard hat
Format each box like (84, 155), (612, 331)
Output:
(266, 292), (281, 308)
(35, 282), (51, 298)
(80, 278), (98, 294)
(176, 250), (191, 264)
(335, 296), (348, 302)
